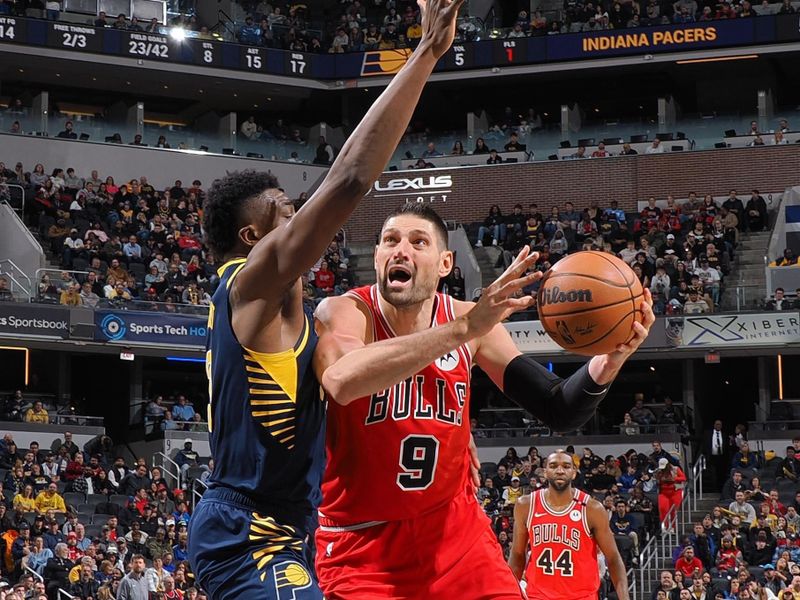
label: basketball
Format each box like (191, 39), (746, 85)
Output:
(537, 251), (644, 356)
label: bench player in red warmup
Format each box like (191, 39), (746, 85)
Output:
(312, 204), (654, 598)
(508, 450), (630, 600)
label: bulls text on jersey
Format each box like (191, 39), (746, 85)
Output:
(365, 375), (467, 426)
(530, 523), (582, 551)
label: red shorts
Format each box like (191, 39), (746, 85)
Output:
(315, 487), (525, 600)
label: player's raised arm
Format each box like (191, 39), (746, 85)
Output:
(236, 0), (464, 299)
(313, 248), (538, 405)
(508, 494), (531, 580)
(587, 498), (630, 600)
(472, 289), (655, 432)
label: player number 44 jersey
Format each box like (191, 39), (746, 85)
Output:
(320, 285), (473, 525)
(525, 488), (599, 600)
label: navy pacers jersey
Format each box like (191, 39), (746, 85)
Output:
(205, 257), (326, 525)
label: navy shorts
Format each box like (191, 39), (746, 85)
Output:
(188, 487), (322, 600)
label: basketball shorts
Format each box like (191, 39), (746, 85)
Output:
(188, 487), (322, 600)
(315, 486), (526, 600)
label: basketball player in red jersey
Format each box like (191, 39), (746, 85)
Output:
(508, 450), (629, 600)
(312, 204), (654, 598)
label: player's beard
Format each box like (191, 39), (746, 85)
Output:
(378, 269), (438, 308)
(547, 478), (571, 492)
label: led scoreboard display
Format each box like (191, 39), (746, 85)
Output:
(0, 16), (796, 80)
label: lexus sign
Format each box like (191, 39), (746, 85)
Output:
(372, 175), (453, 202)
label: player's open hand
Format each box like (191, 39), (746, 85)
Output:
(418, 0), (465, 59)
(465, 246), (540, 339)
(605, 288), (655, 363)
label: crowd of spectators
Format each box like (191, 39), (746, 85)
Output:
(0, 394), (212, 599)
(471, 188), (769, 315)
(477, 439), (688, 573)
(4, 0), (800, 55)
(557, 0), (792, 35)
(650, 432), (800, 600)
(0, 151), (355, 310)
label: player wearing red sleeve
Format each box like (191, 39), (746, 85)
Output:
(508, 451), (629, 600)
(313, 205), (653, 598)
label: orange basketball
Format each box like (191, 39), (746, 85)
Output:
(536, 251), (644, 356)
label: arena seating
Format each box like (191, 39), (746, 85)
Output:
(0, 157), (355, 311)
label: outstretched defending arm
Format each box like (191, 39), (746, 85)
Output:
(237, 0), (464, 299)
(474, 289), (655, 432)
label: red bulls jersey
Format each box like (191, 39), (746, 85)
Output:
(320, 284), (472, 524)
(525, 488), (599, 600)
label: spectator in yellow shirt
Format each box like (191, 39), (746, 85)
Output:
(35, 483), (67, 514)
(25, 401), (49, 424)
(59, 282), (83, 306)
(13, 484), (37, 512)
(770, 249), (800, 267)
(502, 477), (525, 506)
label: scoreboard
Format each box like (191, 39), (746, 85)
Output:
(0, 15), (797, 81)
(437, 39), (545, 71)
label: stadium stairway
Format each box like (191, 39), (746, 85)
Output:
(638, 496), (719, 599)
(347, 244), (377, 286)
(473, 246), (504, 289)
(720, 230), (771, 311)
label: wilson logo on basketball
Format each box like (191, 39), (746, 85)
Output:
(539, 286), (594, 306)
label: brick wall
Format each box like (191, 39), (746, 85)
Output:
(344, 144), (800, 243)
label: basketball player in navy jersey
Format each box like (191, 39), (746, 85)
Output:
(187, 0), (465, 597)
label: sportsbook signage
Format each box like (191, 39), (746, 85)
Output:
(0, 304), (70, 339)
(0, 15), (795, 81)
(666, 312), (800, 347)
(94, 310), (207, 347)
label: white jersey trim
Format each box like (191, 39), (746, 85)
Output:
(540, 488), (578, 517)
(317, 520), (388, 533)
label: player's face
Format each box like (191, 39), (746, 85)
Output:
(241, 188), (294, 247)
(375, 215), (452, 308)
(544, 453), (575, 492)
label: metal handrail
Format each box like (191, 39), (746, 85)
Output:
(47, 414), (105, 427)
(58, 589), (75, 600)
(34, 268), (92, 300)
(0, 258), (33, 298)
(2, 183), (25, 216)
(635, 455), (705, 600)
(191, 477), (208, 510)
(626, 566), (636, 600)
(153, 452), (181, 490)
(24, 564), (44, 582)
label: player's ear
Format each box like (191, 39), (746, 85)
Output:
(239, 225), (261, 248)
(438, 250), (454, 278)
